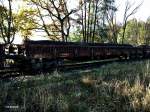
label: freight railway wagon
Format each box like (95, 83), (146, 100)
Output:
(0, 40), (149, 73)
(25, 40), (144, 61)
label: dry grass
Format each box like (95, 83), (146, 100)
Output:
(0, 60), (150, 112)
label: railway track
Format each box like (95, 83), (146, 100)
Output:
(0, 58), (147, 79)
(58, 58), (119, 71)
(58, 58), (148, 71)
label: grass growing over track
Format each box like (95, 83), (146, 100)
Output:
(1, 60), (150, 112)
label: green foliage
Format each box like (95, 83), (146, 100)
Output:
(15, 8), (38, 39)
(0, 4), (16, 44)
(0, 0), (39, 43)
(118, 18), (150, 45)
(69, 26), (83, 42)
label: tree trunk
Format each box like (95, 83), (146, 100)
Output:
(60, 22), (65, 42)
(87, 1), (91, 43)
(92, 0), (98, 43)
(122, 24), (126, 44)
(84, 0), (87, 42)
(7, 0), (12, 44)
(81, 7), (85, 42)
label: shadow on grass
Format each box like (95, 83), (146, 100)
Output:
(0, 60), (150, 112)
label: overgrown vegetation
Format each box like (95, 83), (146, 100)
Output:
(0, 60), (150, 112)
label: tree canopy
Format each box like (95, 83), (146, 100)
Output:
(0, 0), (149, 45)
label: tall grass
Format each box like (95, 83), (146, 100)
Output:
(0, 60), (150, 112)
